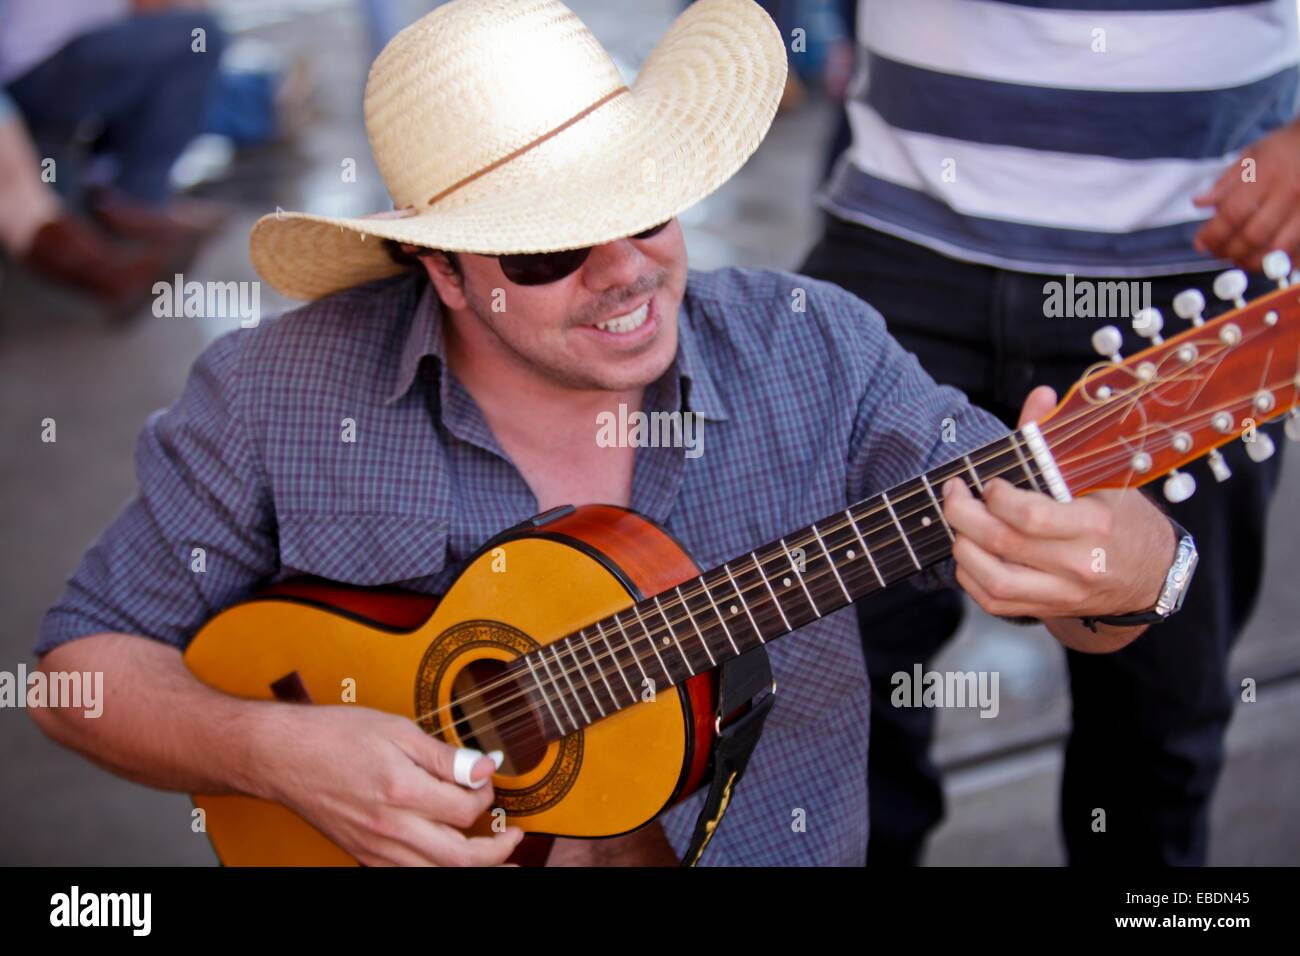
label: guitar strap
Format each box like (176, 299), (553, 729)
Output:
(680, 645), (776, 866)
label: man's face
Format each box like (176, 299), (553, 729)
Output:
(427, 220), (688, 392)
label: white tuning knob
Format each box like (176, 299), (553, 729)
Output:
(1092, 325), (1123, 362)
(1213, 269), (1248, 308)
(1132, 307), (1164, 344)
(1244, 432), (1276, 463)
(1208, 449), (1232, 482)
(1163, 469), (1197, 503)
(1286, 410), (1300, 443)
(1262, 250), (1292, 287)
(1173, 289), (1207, 326)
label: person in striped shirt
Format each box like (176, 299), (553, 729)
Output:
(802, 0), (1299, 866)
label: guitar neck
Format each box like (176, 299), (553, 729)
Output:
(518, 428), (1055, 740)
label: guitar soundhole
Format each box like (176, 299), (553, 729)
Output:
(450, 659), (547, 776)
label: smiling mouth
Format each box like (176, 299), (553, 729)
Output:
(593, 301), (651, 334)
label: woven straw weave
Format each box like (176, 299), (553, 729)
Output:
(249, 0), (786, 300)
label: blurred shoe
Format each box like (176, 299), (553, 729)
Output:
(90, 190), (230, 245)
(21, 216), (170, 321)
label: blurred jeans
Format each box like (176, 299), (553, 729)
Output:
(802, 216), (1286, 866)
(4, 11), (224, 205)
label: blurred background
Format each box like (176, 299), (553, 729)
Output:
(1, 0), (1298, 865)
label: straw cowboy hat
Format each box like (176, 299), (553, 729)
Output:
(249, 0), (786, 300)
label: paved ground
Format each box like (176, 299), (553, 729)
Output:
(1, 0), (1297, 865)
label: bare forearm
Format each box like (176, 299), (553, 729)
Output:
(29, 633), (288, 798)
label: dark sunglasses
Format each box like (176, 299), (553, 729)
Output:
(495, 221), (671, 286)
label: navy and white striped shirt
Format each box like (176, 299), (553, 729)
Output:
(822, 0), (1300, 276)
(36, 268), (1007, 865)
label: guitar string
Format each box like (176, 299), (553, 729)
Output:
(420, 344), (1282, 737)
(409, 308), (1296, 740)
(424, 372), (1296, 748)
(442, 504), (980, 753)
(420, 357), (1298, 744)
(430, 363), (1298, 751)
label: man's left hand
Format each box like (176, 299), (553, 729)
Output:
(941, 386), (1176, 651)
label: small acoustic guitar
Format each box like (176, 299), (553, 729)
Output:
(185, 261), (1300, 865)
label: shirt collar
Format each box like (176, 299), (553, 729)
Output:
(384, 279), (444, 406)
(383, 279), (730, 422)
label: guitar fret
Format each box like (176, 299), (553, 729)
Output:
(962, 453), (984, 493)
(550, 643), (590, 726)
(654, 595), (694, 675)
(534, 651), (578, 733)
(810, 522), (852, 602)
(595, 620), (636, 703)
(781, 536), (820, 618)
(1009, 438), (1044, 494)
(882, 490), (922, 570)
(630, 606), (673, 687)
(613, 613), (651, 688)
(752, 550), (791, 632)
(565, 634), (604, 718)
(698, 574), (741, 655)
(576, 629), (614, 715)
(675, 584), (716, 666)
(722, 562), (763, 644)
(845, 507), (885, 587)
(919, 474), (955, 544)
(523, 655), (567, 736)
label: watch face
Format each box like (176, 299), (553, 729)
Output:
(1167, 537), (1198, 614)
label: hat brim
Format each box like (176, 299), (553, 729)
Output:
(249, 0), (786, 300)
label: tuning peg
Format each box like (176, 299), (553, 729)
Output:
(1244, 432), (1276, 463)
(1132, 307), (1164, 344)
(1173, 289), (1206, 326)
(1213, 269), (1248, 308)
(1208, 449), (1232, 482)
(1163, 469), (1197, 503)
(1286, 410), (1300, 443)
(1092, 325), (1123, 363)
(1262, 250), (1292, 288)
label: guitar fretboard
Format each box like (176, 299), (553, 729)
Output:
(514, 429), (1050, 740)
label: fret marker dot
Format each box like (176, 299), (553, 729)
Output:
(921, 516), (932, 527)
(730, 605), (739, 615)
(846, 549), (856, 559)
(782, 576), (792, 587)
(662, 636), (670, 646)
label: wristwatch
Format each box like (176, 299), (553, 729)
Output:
(1080, 519), (1198, 632)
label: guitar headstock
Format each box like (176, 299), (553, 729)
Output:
(1042, 253), (1300, 502)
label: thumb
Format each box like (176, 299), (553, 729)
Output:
(1017, 385), (1057, 428)
(398, 722), (499, 786)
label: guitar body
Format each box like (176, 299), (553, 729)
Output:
(184, 504), (716, 866)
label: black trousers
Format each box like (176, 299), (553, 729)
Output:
(800, 216), (1286, 866)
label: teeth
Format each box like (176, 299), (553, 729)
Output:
(595, 302), (649, 334)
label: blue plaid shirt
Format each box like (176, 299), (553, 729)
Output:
(37, 267), (1006, 865)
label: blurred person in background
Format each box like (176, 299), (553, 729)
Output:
(0, 89), (171, 317)
(801, 0), (1299, 867)
(0, 0), (228, 243)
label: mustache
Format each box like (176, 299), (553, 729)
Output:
(570, 269), (669, 327)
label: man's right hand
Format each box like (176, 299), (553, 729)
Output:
(254, 705), (524, 866)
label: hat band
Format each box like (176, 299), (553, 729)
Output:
(424, 85), (631, 207)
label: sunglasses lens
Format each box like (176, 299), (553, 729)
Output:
(633, 221), (670, 240)
(495, 222), (670, 285)
(498, 247), (592, 285)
